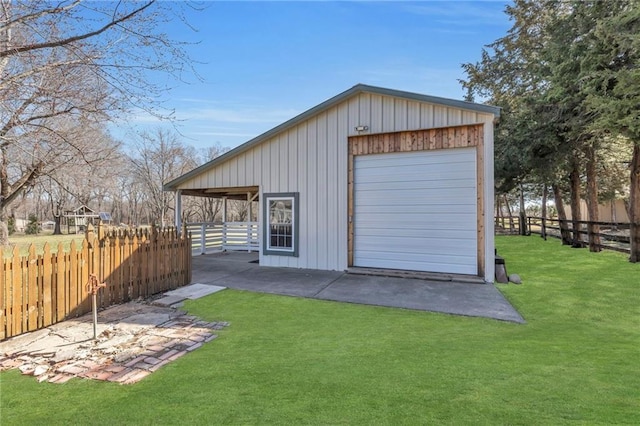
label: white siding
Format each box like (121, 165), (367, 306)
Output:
(177, 93), (494, 274)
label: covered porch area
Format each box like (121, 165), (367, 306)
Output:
(174, 185), (260, 255)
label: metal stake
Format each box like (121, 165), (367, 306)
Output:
(86, 274), (106, 340)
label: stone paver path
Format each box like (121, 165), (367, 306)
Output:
(0, 299), (228, 385)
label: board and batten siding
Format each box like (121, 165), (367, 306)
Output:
(176, 92), (495, 280)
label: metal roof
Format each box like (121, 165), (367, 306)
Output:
(164, 84), (500, 191)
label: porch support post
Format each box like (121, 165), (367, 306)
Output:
(247, 192), (252, 252)
(222, 196), (227, 223)
(222, 196), (227, 252)
(175, 190), (182, 236)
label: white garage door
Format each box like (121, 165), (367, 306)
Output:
(354, 148), (477, 275)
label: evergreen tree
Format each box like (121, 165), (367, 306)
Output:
(25, 214), (39, 235)
(580, 0), (640, 261)
(7, 216), (15, 235)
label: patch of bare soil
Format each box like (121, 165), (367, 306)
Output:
(0, 301), (228, 384)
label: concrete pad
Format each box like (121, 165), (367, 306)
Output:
(214, 266), (343, 298)
(184, 252), (525, 323)
(164, 283), (226, 299)
(153, 295), (187, 307)
(206, 251), (259, 262)
(316, 274), (525, 323)
(190, 255), (257, 284)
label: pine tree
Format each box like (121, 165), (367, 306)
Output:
(25, 214), (39, 235)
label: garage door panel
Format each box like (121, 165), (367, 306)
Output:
(356, 168), (476, 183)
(356, 213), (476, 226)
(355, 179), (475, 191)
(354, 191), (475, 212)
(354, 147), (477, 275)
(354, 255), (477, 275)
(356, 150), (476, 168)
(355, 186), (476, 200)
(354, 203), (476, 214)
(355, 238), (477, 255)
(355, 249), (476, 265)
(356, 227), (476, 240)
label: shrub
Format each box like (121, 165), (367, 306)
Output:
(25, 214), (39, 235)
(7, 216), (15, 235)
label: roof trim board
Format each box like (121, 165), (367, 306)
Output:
(164, 84), (500, 191)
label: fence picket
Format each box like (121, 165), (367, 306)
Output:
(55, 243), (66, 322)
(27, 245), (38, 332)
(42, 243), (53, 328)
(80, 239), (91, 314)
(0, 248), (6, 340)
(14, 246), (25, 335)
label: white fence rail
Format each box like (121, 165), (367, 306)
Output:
(186, 222), (259, 254)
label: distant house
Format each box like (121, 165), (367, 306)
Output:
(13, 218), (27, 233)
(165, 84), (500, 282)
(41, 220), (56, 231)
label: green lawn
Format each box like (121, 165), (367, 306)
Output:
(1, 236), (638, 424)
(2, 232), (84, 257)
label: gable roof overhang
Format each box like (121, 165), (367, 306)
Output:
(180, 185), (260, 200)
(164, 83), (501, 192)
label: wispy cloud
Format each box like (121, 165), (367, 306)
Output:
(188, 131), (259, 138)
(179, 106), (299, 124)
(403, 2), (508, 27)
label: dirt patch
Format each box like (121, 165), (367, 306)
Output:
(0, 300), (228, 384)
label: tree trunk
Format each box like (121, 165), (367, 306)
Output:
(0, 220), (8, 246)
(0, 147), (9, 246)
(504, 194), (515, 232)
(519, 183), (528, 236)
(495, 195), (502, 228)
(541, 184), (548, 240)
(552, 184), (572, 245)
(53, 213), (62, 235)
(629, 143), (640, 263)
(569, 164), (583, 247)
(585, 144), (601, 252)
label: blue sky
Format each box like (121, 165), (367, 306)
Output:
(122, 1), (512, 151)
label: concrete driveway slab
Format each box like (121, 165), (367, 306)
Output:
(189, 252), (524, 323)
(212, 266), (343, 298)
(190, 252), (258, 284)
(316, 273), (525, 323)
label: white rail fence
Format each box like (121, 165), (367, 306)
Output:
(186, 222), (259, 255)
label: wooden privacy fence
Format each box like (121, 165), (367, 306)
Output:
(0, 226), (192, 340)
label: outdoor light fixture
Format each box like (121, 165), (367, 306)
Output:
(354, 125), (368, 132)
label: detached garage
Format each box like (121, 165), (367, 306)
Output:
(165, 84), (500, 282)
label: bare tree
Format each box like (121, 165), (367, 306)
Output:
(130, 129), (198, 228)
(182, 144), (229, 222)
(0, 0), (198, 244)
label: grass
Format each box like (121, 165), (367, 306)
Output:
(1, 236), (638, 424)
(2, 232), (84, 257)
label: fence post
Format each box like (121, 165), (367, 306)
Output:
(247, 222), (251, 253)
(200, 223), (206, 255)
